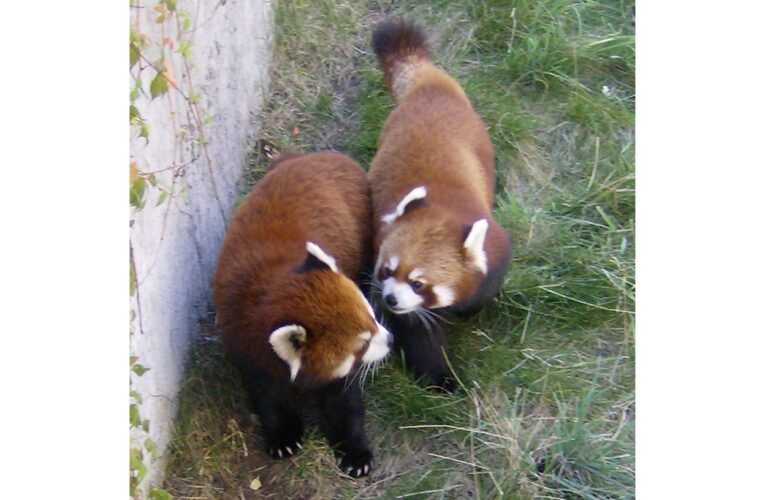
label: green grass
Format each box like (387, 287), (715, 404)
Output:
(164, 0), (634, 498)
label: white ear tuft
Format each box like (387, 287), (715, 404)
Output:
(464, 219), (489, 275)
(305, 241), (339, 273)
(381, 186), (427, 224)
(269, 324), (307, 381)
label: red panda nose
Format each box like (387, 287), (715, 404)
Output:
(385, 294), (398, 307)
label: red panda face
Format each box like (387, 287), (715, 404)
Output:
(374, 205), (488, 315)
(268, 243), (392, 385)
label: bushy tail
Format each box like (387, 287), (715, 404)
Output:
(371, 20), (431, 99)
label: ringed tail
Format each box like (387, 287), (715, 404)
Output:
(371, 20), (467, 103)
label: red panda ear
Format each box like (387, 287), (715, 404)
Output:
(381, 186), (427, 224)
(269, 324), (307, 381)
(463, 219), (489, 274)
(296, 241), (340, 274)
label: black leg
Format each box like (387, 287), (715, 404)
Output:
(239, 365), (303, 459)
(317, 378), (373, 478)
(387, 313), (457, 392)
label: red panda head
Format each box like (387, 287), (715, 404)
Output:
(267, 242), (392, 385)
(373, 186), (489, 315)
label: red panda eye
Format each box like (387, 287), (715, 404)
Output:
(411, 280), (424, 291)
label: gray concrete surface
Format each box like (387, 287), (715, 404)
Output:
(129, 0), (273, 495)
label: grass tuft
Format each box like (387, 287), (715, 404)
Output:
(163, 0), (635, 498)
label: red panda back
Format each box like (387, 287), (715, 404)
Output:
(212, 152), (379, 382)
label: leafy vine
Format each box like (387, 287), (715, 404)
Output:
(129, 0), (227, 496)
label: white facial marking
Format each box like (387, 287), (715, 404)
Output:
(289, 359), (301, 381)
(305, 241), (339, 273)
(374, 255), (399, 278)
(408, 268), (425, 281)
(464, 219), (489, 275)
(356, 289), (377, 319)
(382, 277), (424, 313)
(432, 285), (455, 308)
(361, 323), (392, 363)
(269, 324), (306, 381)
(381, 186), (427, 224)
(333, 354), (356, 379)
(388, 255), (399, 272)
(359, 331), (372, 341)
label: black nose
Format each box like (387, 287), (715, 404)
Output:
(385, 294), (398, 307)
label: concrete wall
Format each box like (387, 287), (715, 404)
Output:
(129, 0), (273, 495)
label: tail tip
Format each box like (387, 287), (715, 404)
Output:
(371, 19), (429, 60)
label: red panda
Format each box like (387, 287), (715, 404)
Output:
(368, 20), (511, 390)
(212, 148), (392, 477)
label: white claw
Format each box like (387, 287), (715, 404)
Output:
(355, 468), (362, 478)
(285, 446), (293, 455)
(363, 464), (369, 475)
(277, 448), (283, 458)
(296, 442), (303, 450)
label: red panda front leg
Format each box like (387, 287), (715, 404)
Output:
(388, 313), (458, 392)
(317, 377), (373, 478)
(239, 365), (304, 459)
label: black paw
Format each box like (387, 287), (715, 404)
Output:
(434, 375), (458, 393)
(266, 437), (303, 459)
(337, 448), (373, 478)
(258, 139), (280, 160)
(418, 372), (458, 393)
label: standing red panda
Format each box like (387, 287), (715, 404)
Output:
(368, 20), (511, 390)
(212, 148), (392, 477)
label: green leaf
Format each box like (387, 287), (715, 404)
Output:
(148, 487), (173, 500)
(139, 122), (150, 141)
(129, 105), (141, 124)
(130, 404), (141, 427)
(129, 356), (138, 366)
(149, 72), (168, 99)
(178, 40), (192, 60)
(130, 43), (140, 69)
(147, 174), (157, 187)
(162, 0), (177, 12)
(179, 11), (191, 31)
(130, 176), (146, 208)
(130, 448), (147, 483)
(130, 79), (141, 103)
(130, 390), (142, 404)
(142, 419), (150, 432)
(156, 191), (169, 206)
(144, 437), (156, 455)
(132, 363), (149, 376)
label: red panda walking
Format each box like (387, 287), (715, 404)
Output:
(368, 20), (511, 390)
(212, 149), (392, 477)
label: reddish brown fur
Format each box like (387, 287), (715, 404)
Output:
(212, 152), (375, 383)
(369, 22), (511, 308)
